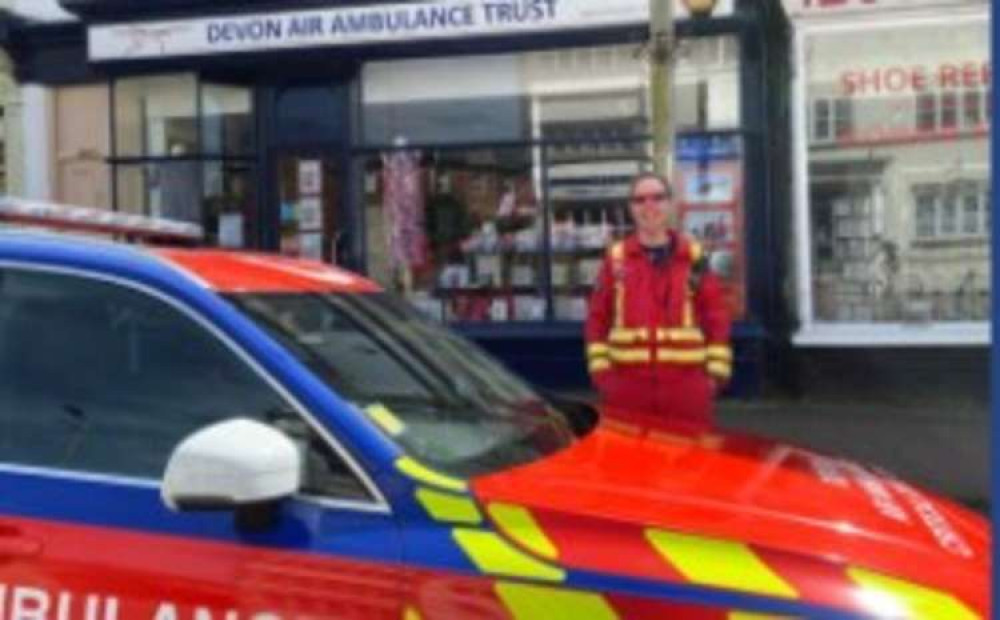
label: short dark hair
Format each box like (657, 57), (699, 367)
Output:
(629, 171), (674, 200)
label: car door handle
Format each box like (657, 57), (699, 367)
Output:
(0, 526), (42, 558)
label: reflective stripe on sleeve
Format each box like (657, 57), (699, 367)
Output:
(707, 345), (733, 361)
(708, 360), (732, 380)
(589, 358), (612, 373)
(587, 343), (611, 359)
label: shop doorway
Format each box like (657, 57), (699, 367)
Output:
(273, 150), (344, 265)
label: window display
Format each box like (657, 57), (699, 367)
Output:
(360, 39), (742, 323)
(363, 147), (544, 322)
(803, 18), (990, 326)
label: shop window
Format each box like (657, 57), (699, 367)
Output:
(111, 75), (257, 249)
(202, 83), (254, 156)
(358, 39), (742, 324)
(803, 19), (990, 326)
(114, 75), (197, 158)
(360, 146), (545, 323)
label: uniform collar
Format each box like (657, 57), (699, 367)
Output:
(624, 231), (694, 261)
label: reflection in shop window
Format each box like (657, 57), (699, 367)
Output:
(916, 93), (937, 133)
(940, 92), (959, 131)
(963, 90), (983, 127)
(912, 182), (990, 240)
(834, 99), (853, 139)
(914, 191), (936, 239)
(804, 18), (990, 325)
(114, 75), (198, 158)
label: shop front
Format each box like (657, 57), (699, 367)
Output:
(782, 0), (990, 399)
(5, 0), (791, 393)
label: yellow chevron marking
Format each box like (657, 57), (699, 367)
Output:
(452, 529), (565, 582)
(416, 488), (482, 524)
(646, 530), (798, 599)
(495, 582), (619, 620)
(365, 403), (406, 436)
(395, 457), (467, 492)
(402, 606), (422, 620)
(488, 503), (559, 560)
(848, 567), (979, 620)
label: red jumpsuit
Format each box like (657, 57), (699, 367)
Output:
(585, 232), (732, 433)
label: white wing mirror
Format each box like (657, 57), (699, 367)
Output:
(162, 418), (301, 512)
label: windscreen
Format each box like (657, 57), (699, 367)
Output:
(228, 292), (575, 477)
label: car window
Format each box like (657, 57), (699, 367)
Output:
(0, 267), (370, 501)
(229, 292), (575, 477)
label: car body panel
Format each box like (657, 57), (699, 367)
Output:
(0, 234), (989, 620)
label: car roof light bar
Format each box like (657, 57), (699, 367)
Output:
(0, 197), (204, 244)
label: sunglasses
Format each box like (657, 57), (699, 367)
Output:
(630, 192), (668, 205)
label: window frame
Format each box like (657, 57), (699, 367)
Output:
(0, 260), (390, 515)
(910, 181), (990, 241)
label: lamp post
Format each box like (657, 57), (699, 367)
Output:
(649, 0), (676, 176)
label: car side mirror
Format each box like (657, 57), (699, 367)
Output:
(162, 418), (302, 513)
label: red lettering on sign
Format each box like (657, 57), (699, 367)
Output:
(938, 64), (959, 88)
(957, 62), (983, 88)
(839, 62), (989, 96)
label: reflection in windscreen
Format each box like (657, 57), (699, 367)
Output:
(228, 292), (574, 477)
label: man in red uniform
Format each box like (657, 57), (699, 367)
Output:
(585, 172), (732, 433)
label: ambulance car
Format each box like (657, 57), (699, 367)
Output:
(0, 200), (989, 620)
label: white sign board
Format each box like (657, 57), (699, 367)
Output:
(784, 0), (986, 17)
(89, 0), (733, 61)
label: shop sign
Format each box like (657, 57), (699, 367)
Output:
(785, 0), (986, 17)
(839, 60), (991, 96)
(88, 0), (732, 61)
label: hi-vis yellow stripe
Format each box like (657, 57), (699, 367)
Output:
(646, 530), (798, 599)
(587, 343), (611, 358)
(403, 606), (423, 620)
(847, 567), (979, 620)
(365, 403), (406, 435)
(488, 503), (559, 560)
(452, 529), (565, 582)
(495, 583), (619, 620)
(416, 488), (482, 524)
(396, 457), (467, 492)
